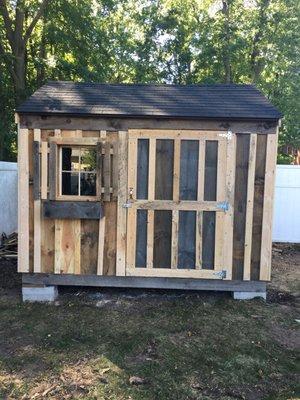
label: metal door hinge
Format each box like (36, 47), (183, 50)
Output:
(123, 201), (132, 208)
(216, 201), (229, 212)
(218, 130), (232, 140)
(213, 270), (227, 279)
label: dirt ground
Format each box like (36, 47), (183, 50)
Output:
(0, 245), (299, 400)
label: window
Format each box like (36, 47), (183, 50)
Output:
(60, 146), (97, 197)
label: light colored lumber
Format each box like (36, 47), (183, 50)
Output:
(148, 138), (156, 200)
(214, 138), (227, 272)
(130, 200), (225, 211)
(129, 129), (230, 140)
(243, 134), (257, 280)
(126, 267), (226, 279)
(54, 219), (81, 274)
(112, 140), (119, 199)
(49, 137), (100, 145)
(260, 132), (278, 281)
(146, 210), (154, 268)
(18, 127), (30, 272)
(195, 211), (203, 269)
(195, 140), (205, 269)
(173, 139), (180, 201)
(222, 133), (236, 280)
(97, 216), (106, 275)
(116, 131), (128, 276)
(126, 136), (138, 269)
(171, 139), (180, 269)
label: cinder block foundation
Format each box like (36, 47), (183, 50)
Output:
(22, 285), (58, 302)
(233, 291), (266, 300)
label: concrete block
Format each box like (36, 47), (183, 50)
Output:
(233, 291), (266, 300)
(22, 286), (58, 302)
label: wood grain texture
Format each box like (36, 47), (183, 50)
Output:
(103, 201), (117, 275)
(41, 141), (48, 199)
(41, 217), (55, 273)
(49, 142), (57, 200)
(43, 200), (103, 219)
(81, 220), (98, 275)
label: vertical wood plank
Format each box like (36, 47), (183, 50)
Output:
(260, 132), (278, 281)
(126, 136), (137, 269)
(104, 141), (111, 201)
(103, 201), (117, 275)
(81, 220), (98, 274)
(41, 217), (55, 273)
(146, 138), (156, 268)
(243, 134), (257, 280)
(112, 140), (119, 199)
(41, 141), (48, 199)
(196, 139), (205, 269)
(223, 133), (236, 280)
(54, 129), (61, 137)
(55, 219), (81, 274)
(18, 127), (30, 272)
(116, 131), (128, 275)
(97, 216), (106, 275)
(171, 139), (180, 269)
(215, 139), (227, 272)
(96, 142), (102, 198)
(49, 142), (57, 200)
(33, 129), (42, 273)
(195, 211), (203, 269)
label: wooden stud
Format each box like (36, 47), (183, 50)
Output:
(49, 137), (100, 146)
(96, 142), (102, 198)
(126, 136), (138, 269)
(195, 211), (203, 269)
(104, 141), (111, 201)
(33, 129), (42, 273)
(49, 142), (57, 200)
(18, 128), (30, 272)
(97, 216), (106, 275)
(196, 139), (205, 269)
(116, 131), (128, 276)
(243, 134), (257, 280)
(129, 200), (224, 211)
(223, 133), (236, 280)
(146, 139), (156, 269)
(41, 141), (48, 199)
(146, 210), (154, 268)
(126, 267), (227, 279)
(215, 139), (227, 272)
(260, 132), (278, 281)
(112, 140), (119, 199)
(171, 139), (180, 269)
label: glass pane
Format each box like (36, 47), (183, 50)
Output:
(204, 141), (218, 201)
(62, 147), (80, 171)
(80, 148), (97, 171)
(153, 210), (172, 268)
(155, 140), (174, 200)
(137, 139), (149, 199)
(202, 211), (215, 269)
(178, 211), (196, 269)
(80, 173), (96, 196)
(62, 172), (79, 195)
(136, 210), (147, 268)
(180, 140), (199, 200)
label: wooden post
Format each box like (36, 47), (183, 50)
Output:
(116, 131), (128, 276)
(260, 131), (278, 281)
(33, 129), (42, 273)
(18, 127), (30, 272)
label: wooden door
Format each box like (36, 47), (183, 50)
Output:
(125, 129), (236, 280)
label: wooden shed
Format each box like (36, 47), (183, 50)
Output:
(16, 82), (281, 300)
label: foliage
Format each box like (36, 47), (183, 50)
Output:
(0, 0), (299, 161)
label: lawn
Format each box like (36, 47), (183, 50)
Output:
(0, 245), (299, 400)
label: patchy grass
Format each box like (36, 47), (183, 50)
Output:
(0, 248), (299, 400)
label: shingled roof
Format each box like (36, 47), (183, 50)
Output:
(17, 81), (282, 120)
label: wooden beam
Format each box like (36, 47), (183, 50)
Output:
(97, 216), (106, 275)
(196, 139), (205, 269)
(103, 141), (111, 201)
(49, 137), (100, 145)
(49, 142), (57, 200)
(116, 131), (128, 276)
(146, 138), (156, 269)
(260, 132), (278, 281)
(33, 129), (42, 273)
(96, 141), (102, 198)
(126, 136), (137, 269)
(41, 141), (48, 199)
(130, 200), (226, 211)
(43, 200), (103, 219)
(243, 134), (257, 280)
(18, 127), (30, 272)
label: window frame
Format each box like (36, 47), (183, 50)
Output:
(57, 144), (100, 201)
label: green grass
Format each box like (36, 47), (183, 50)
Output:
(0, 292), (298, 400)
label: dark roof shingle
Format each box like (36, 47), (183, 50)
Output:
(17, 81), (282, 120)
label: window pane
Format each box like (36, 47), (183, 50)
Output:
(155, 140), (174, 200)
(62, 172), (79, 195)
(204, 141), (218, 201)
(180, 140), (199, 200)
(136, 210), (147, 268)
(81, 148), (97, 172)
(62, 147), (80, 171)
(137, 139), (149, 199)
(80, 173), (96, 196)
(178, 211), (196, 269)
